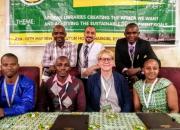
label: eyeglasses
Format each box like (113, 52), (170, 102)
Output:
(53, 32), (65, 35)
(99, 58), (113, 62)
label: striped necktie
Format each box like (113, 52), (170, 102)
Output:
(129, 45), (135, 61)
(84, 45), (89, 68)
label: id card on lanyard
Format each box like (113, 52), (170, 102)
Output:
(3, 76), (19, 107)
(101, 75), (113, 112)
(142, 78), (158, 109)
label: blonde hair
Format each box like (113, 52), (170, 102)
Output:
(97, 49), (114, 60)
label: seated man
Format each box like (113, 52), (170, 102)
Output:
(0, 53), (35, 117)
(38, 56), (86, 112)
(87, 49), (132, 112)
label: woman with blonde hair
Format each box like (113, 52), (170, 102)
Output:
(87, 49), (132, 112)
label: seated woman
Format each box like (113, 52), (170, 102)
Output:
(133, 57), (179, 113)
(87, 49), (132, 112)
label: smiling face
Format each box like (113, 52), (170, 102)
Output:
(124, 26), (140, 44)
(1, 56), (19, 79)
(84, 26), (96, 44)
(98, 51), (114, 72)
(143, 59), (160, 83)
(52, 25), (67, 46)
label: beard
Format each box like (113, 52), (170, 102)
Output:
(85, 37), (94, 43)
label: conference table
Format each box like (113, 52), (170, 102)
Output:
(0, 112), (180, 130)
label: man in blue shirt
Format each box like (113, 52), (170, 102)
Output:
(0, 53), (35, 117)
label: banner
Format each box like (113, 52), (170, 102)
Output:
(9, 0), (176, 46)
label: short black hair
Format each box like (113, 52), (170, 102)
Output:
(125, 23), (139, 32)
(143, 57), (161, 68)
(53, 25), (66, 32)
(84, 25), (96, 32)
(1, 53), (18, 63)
(55, 56), (70, 66)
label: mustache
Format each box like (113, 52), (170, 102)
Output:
(86, 36), (93, 39)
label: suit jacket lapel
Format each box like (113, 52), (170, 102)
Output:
(97, 73), (101, 95)
(134, 40), (140, 61)
(113, 72), (122, 105)
(113, 73), (119, 93)
(124, 40), (131, 60)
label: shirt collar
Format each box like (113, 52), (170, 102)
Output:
(128, 42), (136, 48)
(53, 74), (72, 86)
(53, 41), (67, 48)
(84, 42), (94, 47)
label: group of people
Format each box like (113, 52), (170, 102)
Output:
(0, 23), (178, 118)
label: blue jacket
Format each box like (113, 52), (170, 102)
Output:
(87, 71), (132, 112)
(0, 75), (35, 116)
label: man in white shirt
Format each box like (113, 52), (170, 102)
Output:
(77, 25), (104, 99)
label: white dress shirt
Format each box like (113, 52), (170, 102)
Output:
(79, 42), (104, 78)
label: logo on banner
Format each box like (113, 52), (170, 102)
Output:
(20, 0), (44, 6)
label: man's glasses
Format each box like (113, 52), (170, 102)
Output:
(99, 58), (113, 62)
(53, 32), (65, 35)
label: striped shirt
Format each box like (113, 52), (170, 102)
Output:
(42, 40), (77, 67)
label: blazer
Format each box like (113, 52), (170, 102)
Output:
(87, 71), (132, 112)
(115, 38), (157, 73)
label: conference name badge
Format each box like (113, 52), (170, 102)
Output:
(20, 0), (44, 6)
(101, 104), (112, 112)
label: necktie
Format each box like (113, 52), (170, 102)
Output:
(129, 45), (135, 67)
(84, 45), (89, 68)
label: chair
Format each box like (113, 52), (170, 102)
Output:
(19, 66), (40, 110)
(159, 67), (180, 110)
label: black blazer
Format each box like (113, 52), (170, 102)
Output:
(115, 38), (157, 73)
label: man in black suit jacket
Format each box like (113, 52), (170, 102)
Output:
(115, 23), (158, 87)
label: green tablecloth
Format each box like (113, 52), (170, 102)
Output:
(0, 112), (180, 130)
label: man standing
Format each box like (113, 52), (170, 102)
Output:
(38, 56), (86, 112)
(115, 23), (158, 87)
(42, 25), (77, 80)
(0, 53), (35, 117)
(78, 25), (104, 85)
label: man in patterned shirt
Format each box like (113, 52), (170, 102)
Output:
(42, 25), (77, 81)
(38, 56), (86, 112)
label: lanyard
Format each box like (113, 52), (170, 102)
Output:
(128, 43), (136, 68)
(53, 42), (69, 64)
(142, 78), (158, 108)
(58, 82), (69, 111)
(101, 75), (112, 99)
(3, 76), (19, 107)
(129, 53), (134, 68)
